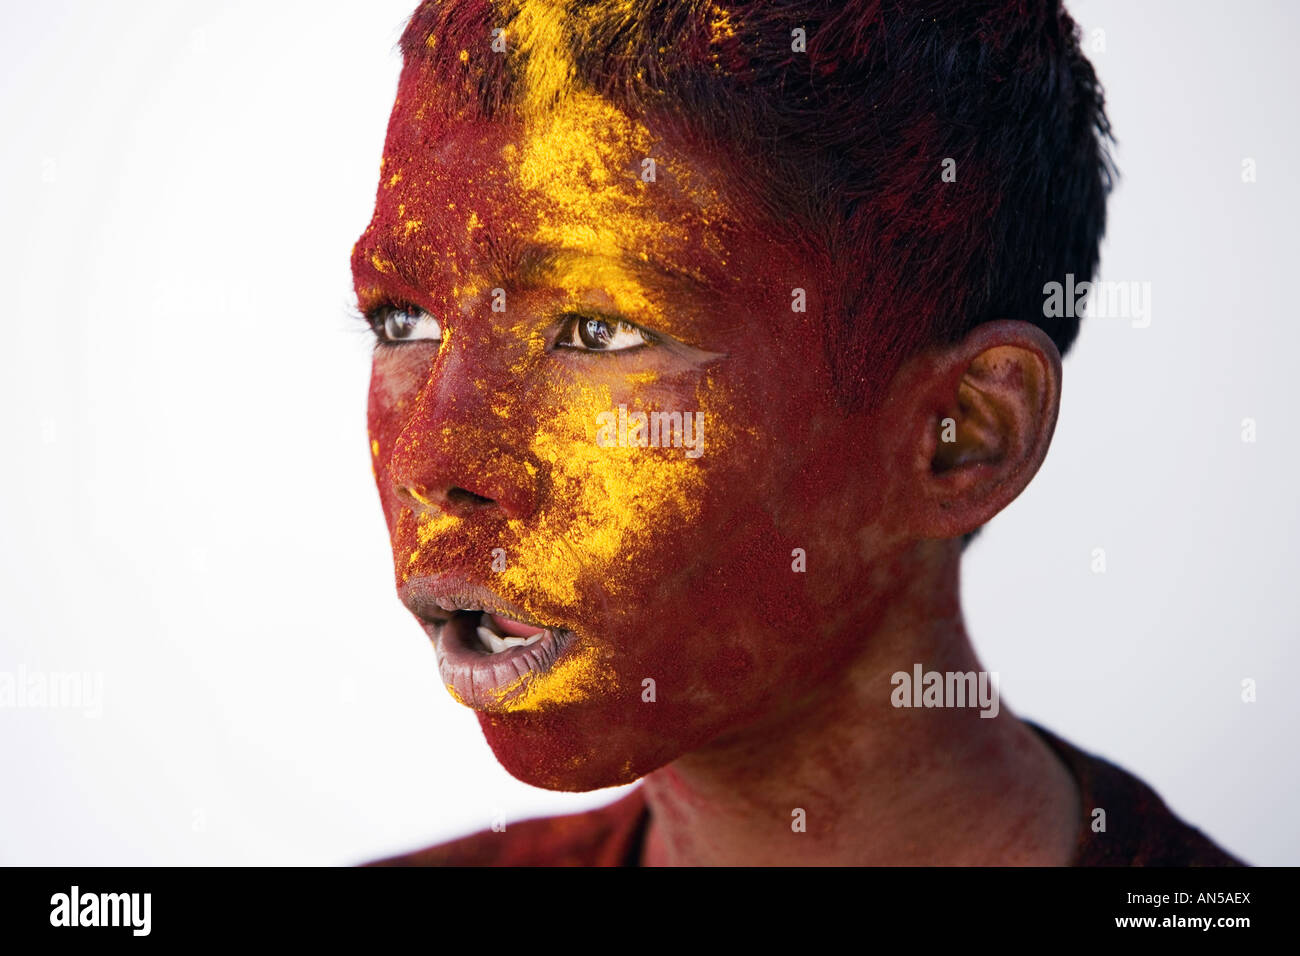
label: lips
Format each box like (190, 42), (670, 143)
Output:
(400, 576), (577, 711)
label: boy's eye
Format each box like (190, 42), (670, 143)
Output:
(559, 314), (653, 352)
(371, 306), (442, 344)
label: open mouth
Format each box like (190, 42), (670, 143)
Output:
(432, 610), (576, 709)
(395, 580), (579, 707)
(400, 579), (577, 710)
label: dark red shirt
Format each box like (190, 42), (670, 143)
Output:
(367, 723), (1244, 866)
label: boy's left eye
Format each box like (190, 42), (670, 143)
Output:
(558, 314), (653, 352)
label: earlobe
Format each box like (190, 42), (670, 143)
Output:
(892, 320), (1062, 540)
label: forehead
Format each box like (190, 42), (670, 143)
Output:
(351, 75), (744, 311)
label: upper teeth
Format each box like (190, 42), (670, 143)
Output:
(476, 620), (543, 654)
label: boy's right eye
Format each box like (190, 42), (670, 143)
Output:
(555, 313), (655, 353)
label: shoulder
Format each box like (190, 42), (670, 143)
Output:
(1028, 722), (1246, 867)
(363, 788), (649, 867)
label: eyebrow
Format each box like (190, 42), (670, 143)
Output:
(359, 232), (715, 303)
(513, 243), (714, 296)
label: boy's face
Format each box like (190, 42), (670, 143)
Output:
(353, 87), (908, 790)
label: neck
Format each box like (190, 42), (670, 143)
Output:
(639, 541), (1081, 866)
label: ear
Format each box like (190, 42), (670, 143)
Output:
(878, 320), (1062, 540)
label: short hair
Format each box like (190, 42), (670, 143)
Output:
(396, 0), (1115, 407)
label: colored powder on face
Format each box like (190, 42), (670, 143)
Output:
(486, 641), (616, 713)
(367, 2), (770, 716)
(417, 510), (461, 544)
(496, 385), (707, 608)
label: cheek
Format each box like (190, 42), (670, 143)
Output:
(584, 378), (816, 692)
(492, 376), (712, 625)
(624, 374), (883, 704)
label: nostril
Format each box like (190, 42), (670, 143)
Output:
(446, 487), (494, 508)
(395, 483), (496, 515)
(397, 485), (437, 510)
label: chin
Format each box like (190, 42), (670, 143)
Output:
(475, 703), (702, 792)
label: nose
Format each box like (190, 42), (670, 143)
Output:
(387, 359), (541, 522)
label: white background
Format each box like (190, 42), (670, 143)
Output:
(1, 0), (1295, 865)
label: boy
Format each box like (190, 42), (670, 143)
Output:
(351, 0), (1241, 865)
